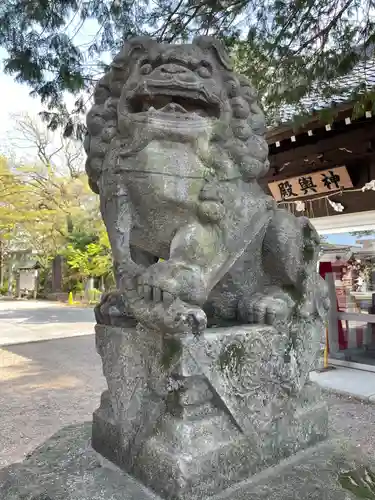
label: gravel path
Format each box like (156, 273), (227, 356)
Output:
(326, 393), (375, 457)
(0, 332), (374, 468)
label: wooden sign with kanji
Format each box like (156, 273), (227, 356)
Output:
(268, 166), (353, 202)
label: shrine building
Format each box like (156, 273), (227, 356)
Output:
(261, 60), (375, 370)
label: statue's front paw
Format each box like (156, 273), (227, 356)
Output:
(167, 299), (207, 335)
(136, 261), (206, 305)
(95, 291), (136, 327)
(299, 278), (330, 320)
(129, 296), (207, 335)
(239, 292), (294, 326)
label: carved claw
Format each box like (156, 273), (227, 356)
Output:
(239, 291), (294, 326)
(170, 300), (207, 336)
(299, 277), (330, 320)
(136, 261), (207, 305)
(127, 294), (207, 335)
(95, 291), (137, 327)
(138, 283), (175, 305)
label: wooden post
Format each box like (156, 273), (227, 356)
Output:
(324, 271), (340, 354)
(371, 293), (375, 349)
(323, 326), (329, 369)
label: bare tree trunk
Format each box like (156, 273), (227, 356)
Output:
(7, 262), (13, 296)
(0, 239), (3, 288)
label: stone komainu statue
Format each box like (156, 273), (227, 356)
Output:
(84, 35), (329, 333)
(0, 39), (366, 500)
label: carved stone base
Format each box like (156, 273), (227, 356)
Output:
(128, 403), (327, 499)
(93, 323), (328, 499)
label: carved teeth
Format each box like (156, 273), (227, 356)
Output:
(191, 111), (206, 118)
(131, 93), (218, 117)
(161, 102), (188, 113)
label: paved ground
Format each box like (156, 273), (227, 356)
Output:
(0, 334), (106, 467)
(0, 300), (374, 469)
(0, 300), (95, 345)
(311, 366), (375, 401)
(0, 300), (100, 467)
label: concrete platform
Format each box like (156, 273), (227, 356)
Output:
(310, 367), (375, 401)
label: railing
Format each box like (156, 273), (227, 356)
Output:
(320, 261), (375, 355)
(337, 312), (375, 323)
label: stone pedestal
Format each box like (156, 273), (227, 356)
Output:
(93, 324), (328, 500)
(2, 422), (375, 500)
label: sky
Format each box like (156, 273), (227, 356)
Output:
(0, 52), (45, 151)
(0, 17), (102, 156)
(325, 233), (375, 245)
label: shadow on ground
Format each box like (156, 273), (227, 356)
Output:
(0, 335), (105, 467)
(0, 306), (95, 324)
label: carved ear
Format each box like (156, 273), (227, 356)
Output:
(192, 36), (233, 71)
(112, 36), (159, 68)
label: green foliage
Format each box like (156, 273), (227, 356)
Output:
(0, 279), (9, 295)
(74, 287), (102, 304)
(67, 231), (98, 252)
(63, 230), (112, 282)
(339, 467), (375, 498)
(0, 155), (99, 258)
(0, 0), (374, 132)
(35, 265), (51, 296)
(0, 114), (114, 295)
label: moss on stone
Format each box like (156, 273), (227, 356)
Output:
(218, 341), (246, 374)
(338, 467), (375, 498)
(160, 337), (182, 371)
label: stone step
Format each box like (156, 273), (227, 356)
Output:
(167, 400), (221, 419)
(135, 433), (257, 500)
(158, 411), (241, 453)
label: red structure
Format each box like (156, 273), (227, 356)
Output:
(319, 261), (347, 351)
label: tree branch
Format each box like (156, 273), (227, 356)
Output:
(294, 0), (356, 54)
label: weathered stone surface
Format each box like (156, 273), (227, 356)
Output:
(185, 325), (324, 438)
(93, 324), (328, 499)
(84, 35), (329, 336)
(83, 34), (333, 500)
(217, 439), (375, 500)
(2, 424), (375, 500)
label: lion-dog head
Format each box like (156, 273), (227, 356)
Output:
(85, 36), (269, 197)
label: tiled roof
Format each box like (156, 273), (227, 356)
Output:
(15, 259), (41, 270)
(271, 59), (375, 125)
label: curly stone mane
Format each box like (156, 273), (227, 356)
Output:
(84, 36), (270, 195)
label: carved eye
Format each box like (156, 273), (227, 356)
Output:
(226, 79), (239, 98)
(140, 63), (152, 75)
(242, 85), (257, 102)
(197, 64), (212, 78)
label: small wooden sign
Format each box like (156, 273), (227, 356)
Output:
(268, 166), (353, 202)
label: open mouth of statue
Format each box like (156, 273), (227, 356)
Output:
(128, 94), (220, 118)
